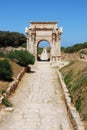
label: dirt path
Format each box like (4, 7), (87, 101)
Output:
(0, 62), (73, 130)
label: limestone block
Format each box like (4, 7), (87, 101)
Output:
(0, 95), (4, 103)
(4, 107), (14, 112)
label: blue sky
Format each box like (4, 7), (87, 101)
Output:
(0, 0), (87, 47)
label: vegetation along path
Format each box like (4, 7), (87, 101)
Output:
(0, 62), (73, 130)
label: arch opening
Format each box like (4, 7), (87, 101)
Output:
(37, 40), (50, 61)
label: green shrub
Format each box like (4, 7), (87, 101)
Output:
(6, 50), (16, 59)
(0, 52), (5, 58)
(2, 98), (13, 107)
(7, 50), (35, 67)
(0, 59), (13, 81)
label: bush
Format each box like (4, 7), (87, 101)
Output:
(0, 52), (6, 58)
(2, 98), (13, 107)
(6, 50), (17, 60)
(0, 59), (13, 81)
(7, 50), (35, 67)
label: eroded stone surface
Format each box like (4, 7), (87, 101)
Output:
(26, 22), (62, 62)
(0, 62), (73, 130)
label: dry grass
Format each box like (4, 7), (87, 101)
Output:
(9, 60), (23, 78)
(61, 60), (87, 130)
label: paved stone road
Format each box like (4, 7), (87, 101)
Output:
(0, 62), (73, 130)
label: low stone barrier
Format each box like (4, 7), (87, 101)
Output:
(56, 69), (85, 130)
(0, 67), (27, 104)
(6, 67), (27, 96)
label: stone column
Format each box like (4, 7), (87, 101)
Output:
(50, 43), (52, 63)
(31, 33), (36, 54)
(58, 38), (61, 61)
(27, 37), (29, 51)
(51, 40), (55, 62)
(34, 42), (37, 61)
(57, 33), (62, 61)
(26, 32), (33, 54)
(57, 27), (63, 61)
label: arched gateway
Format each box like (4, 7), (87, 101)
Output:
(25, 22), (63, 62)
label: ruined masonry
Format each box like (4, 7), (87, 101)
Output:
(25, 22), (63, 63)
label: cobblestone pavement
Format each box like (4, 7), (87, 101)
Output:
(0, 62), (73, 130)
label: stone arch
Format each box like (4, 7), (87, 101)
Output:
(25, 22), (63, 62)
(37, 39), (51, 46)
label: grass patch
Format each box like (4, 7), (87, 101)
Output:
(64, 70), (73, 86)
(0, 89), (7, 95)
(75, 96), (82, 112)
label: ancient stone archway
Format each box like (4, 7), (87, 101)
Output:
(25, 22), (63, 62)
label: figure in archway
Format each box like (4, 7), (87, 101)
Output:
(40, 48), (48, 60)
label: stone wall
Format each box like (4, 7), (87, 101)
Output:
(0, 67), (27, 104)
(6, 67), (27, 96)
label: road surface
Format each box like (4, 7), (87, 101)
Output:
(0, 62), (73, 130)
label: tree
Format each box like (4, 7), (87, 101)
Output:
(64, 42), (87, 53)
(0, 31), (26, 47)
